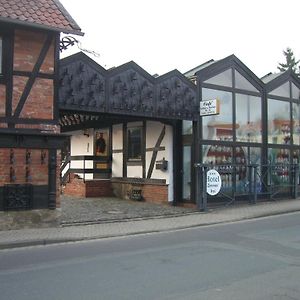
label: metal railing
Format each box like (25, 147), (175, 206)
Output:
(60, 155), (112, 184)
(195, 163), (299, 211)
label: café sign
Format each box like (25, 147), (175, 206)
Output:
(200, 99), (220, 116)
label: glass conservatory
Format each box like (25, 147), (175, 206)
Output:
(183, 55), (300, 206)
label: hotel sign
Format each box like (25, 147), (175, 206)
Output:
(206, 169), (222, 196)
(200, 99), (220, 116)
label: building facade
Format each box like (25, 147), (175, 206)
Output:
(60, 54), (300, 206)
(0, 0), (82, 211)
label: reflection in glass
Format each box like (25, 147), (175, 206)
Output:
(292, 83), (300, 100)
(268, 99), (290, 144)
(182, 146), (191, 200)
(202, 88), (233, 140)
(293, 103), (300, 145)
(235, 147), (261, 193)
(127, 127), (142, 160)
(236, 94), (262, 142)
(203, 145), (233, 192)
(269, 82), (290, 98)
(235, 70), (259, 92)
(203, 69), (232, 87)
(268, 148), (290, 185)
(182, 120), (193, 135)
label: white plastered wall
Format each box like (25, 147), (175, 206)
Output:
(111, 121), (174, 202)
(146, 121), (173, 202)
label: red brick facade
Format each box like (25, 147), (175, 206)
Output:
(63, 175), (113, 198)
(142, 184), (168, 204)
(63, 176), (168, 203)
(0, 148), (48, 185)
(111, 179), (169, 203)
(0, 27), (61, 209)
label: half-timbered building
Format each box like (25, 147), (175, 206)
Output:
(0, 0), (82, 211)
(59, 52), (197, 204)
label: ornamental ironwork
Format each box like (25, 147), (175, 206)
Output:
(4, 184), (33, 210)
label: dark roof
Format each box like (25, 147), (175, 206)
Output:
(184, 59), (216, 78)
(58, 52), (198, 121)
(0, 0), (83, 36)
(261, 72), (284, 83)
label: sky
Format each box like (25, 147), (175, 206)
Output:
(59, 0), (300, 78)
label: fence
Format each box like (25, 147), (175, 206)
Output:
(60, 155), (111, 183)
(194, 163), (299, 211)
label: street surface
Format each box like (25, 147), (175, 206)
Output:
(1, 212), (300, 300)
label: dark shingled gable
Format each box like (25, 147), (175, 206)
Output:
(0, 0), (83, 35)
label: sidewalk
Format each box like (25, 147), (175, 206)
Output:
(1, 199), (300, 250)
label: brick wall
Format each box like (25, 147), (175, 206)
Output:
(12, 77), (54, 120)
(63, 175), (113, 198)
(111, 179), (169, 203)
(142, 184), (168, 204)
(0, 85), (5, 116)
(14, 29), (54, 74)
(0, 148), (48, 185)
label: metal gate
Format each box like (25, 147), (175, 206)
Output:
(195, 163), (299, 211)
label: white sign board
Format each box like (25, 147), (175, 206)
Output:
(200, 99), (220, 116)
(206, 169), (222, 196)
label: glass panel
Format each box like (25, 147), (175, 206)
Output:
(269, 82), (290, 98)
(203, 69), (232, 87)
(203, 145), (233, 192)
(0, 37), (2, 74)
(202, 88), (233, 141)
(268, 148), (290, 185)
(292, 150), (299, 164)
(235, 146), (262, 194)
(268, 98), (290, 144)
(182, 120), (193, 135)
(293, 103), (300, 145)
(236, 94), (262, 143)
(127, 127), (142, 160)
(292, 83), (300, 100)
(235, 70), (259, 92)
(182, 146), (191, 200)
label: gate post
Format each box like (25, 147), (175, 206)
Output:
(201, 165), (208, 212)
(293, 164), (299, 199)
(253, 165), (258, 204)
(194, 164), (208, 212)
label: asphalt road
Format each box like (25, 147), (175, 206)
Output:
(1, 212), (300, 300)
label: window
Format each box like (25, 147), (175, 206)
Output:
(235, 94), (262, 143)
(203, 69), (232, 87)
(202, 88), (233, 141)
(268, 98), (290, 144)
(0, 37), (2, 75)
(127, 127), (142, 160)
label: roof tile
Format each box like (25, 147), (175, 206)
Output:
(0, 0), (82, 35)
